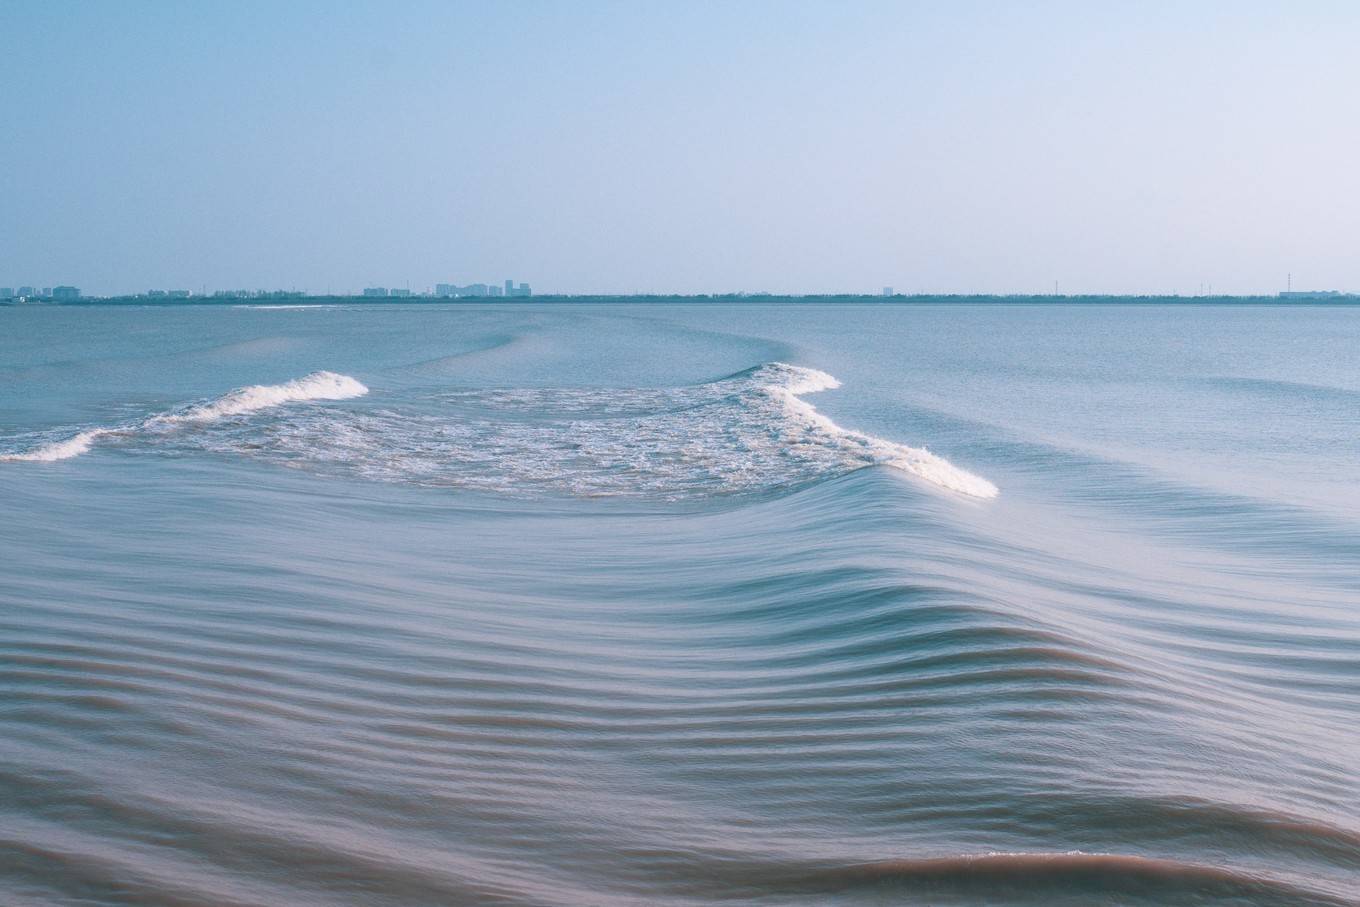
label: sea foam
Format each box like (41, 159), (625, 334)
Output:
(162, 361), (997, 500)
(759, 366), (998, 498)
(0, 429), (112, 462)
(1, 371), (367, 462)
(2, 363), (995, 499)
(153, 371), (369, 424)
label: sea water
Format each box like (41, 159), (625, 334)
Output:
(1, 302), (1357, 905)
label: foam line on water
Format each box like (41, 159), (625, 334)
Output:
(0, 371), (368, 462)
(0, 429), (112, 462)
(759, 363), (998, 499)
(150, 371), (369, 425)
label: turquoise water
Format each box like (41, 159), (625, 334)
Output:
(2, 302), (1357, 906)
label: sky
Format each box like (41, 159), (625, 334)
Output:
(2, 1), (1358, 296)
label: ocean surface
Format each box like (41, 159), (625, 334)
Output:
(1, 301), (1357, 906)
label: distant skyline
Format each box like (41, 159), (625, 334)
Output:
(3, 1), (1358, 297)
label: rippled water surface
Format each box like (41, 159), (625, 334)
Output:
(2, 302), (1357, 905)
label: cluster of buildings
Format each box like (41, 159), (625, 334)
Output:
(362, 280), (531, 298)
(208, 289), (303, 299)
(1, 286), (80, 300)
(2, 282), (536, 300)
(142, 289), (305, 299)
(436, 280), (532, 298)
(365, 279), (534, 298)
(1278, 289), (1349, 300)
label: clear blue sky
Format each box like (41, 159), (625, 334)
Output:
(2, 1), (1357, 295)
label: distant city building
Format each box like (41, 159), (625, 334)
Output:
(433, 280), (527, 298)
(17, 286), (34, 297)
(52, 286), (80, 299)
(147, 290), (167, 297)
(389, 288), (412, 297)
(1279, 290), (1347, 299)
(363, 287), (389, 297)
(883, 287), (894, 297)
(41, 288), (52, 297)
(0, 288), (12, 297)
(168, 290), (191, 298)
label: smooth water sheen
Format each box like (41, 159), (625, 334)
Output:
(1, 302), (1357, 906)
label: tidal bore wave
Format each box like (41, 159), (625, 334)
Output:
(0, 363), (997, 499)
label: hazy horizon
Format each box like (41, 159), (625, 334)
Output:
(4, 1), (1358, 297)
(12, 289), (1360, 301)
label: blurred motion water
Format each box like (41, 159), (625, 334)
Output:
(2, 302), (1357, 905)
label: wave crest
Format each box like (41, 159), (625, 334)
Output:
(155, 371), (368, 425)
(3, 363), (994, 500)
(0, 429), (111, 463)
(756, 363), (997, 498)
(1, 371), (368, 462)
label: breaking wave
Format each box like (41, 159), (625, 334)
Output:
(152, 371), (368, 424)
(0, 371), (368, 462)
(756, 364), (998, 498)
(0, 429), (111, 462)
(202, 362), (994, 499)
(1, 363), (994, 499)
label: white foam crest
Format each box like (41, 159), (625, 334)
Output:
(0, 429), (110, 462)
(155, 371), (368, 425)
(2, 372), (368, 462)
(759, 363), (998, 499)
(751, 362), (843, 395)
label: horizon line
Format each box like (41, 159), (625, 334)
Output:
(9, 291), (1360, 304)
